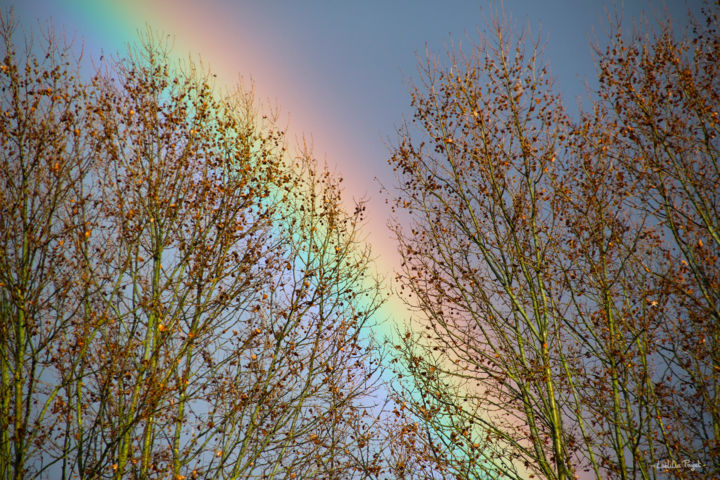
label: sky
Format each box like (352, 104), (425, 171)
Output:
(4, 0), (705, 337)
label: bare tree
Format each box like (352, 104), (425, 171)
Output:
(0, 14), (98, 480)
(1, 17), (388, 480)
(388, 4), (719, 480)
(596, 5), (720, 474)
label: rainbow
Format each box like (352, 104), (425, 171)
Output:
(14, 0), (410, 340)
